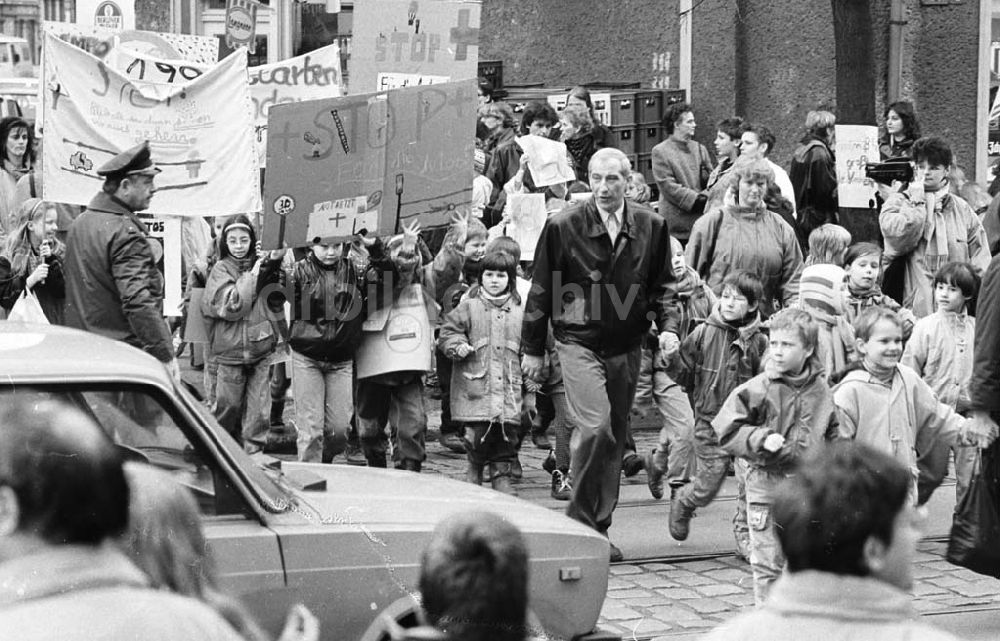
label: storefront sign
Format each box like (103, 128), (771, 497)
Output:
(226, 0), (261, 54)
(75, 0), (135, 32)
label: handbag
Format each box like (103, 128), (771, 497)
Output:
(7, 289), (49, 324)
(946, 445), (1000, 578)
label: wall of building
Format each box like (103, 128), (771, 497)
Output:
(479, 0), (680, 90)
(480, 0), (985, 180)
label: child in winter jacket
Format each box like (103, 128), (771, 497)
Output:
(714, 308), (843, 604)
(202, 215), (286, 450)
(666, 270), (768, 555)
(834, 306), (996, 505)
(843, 241), (915, 338)
(438, 250), (525, 495)
(287, 231), (395, 463)
(640, 236), (715, 501)
(795, 263), (856, 379)
(428, 214), (489, 454)
(902, 262), (980, 502)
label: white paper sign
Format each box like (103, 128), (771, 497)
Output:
(376, 72), (450, 91)
(835, 124), (880, 209)
(136, 214), (183, 317)
(507, 193), (547, 259)
(515, 135), (575, 188)
(306, 196), (379, 242)
(42, 33), (262, 217)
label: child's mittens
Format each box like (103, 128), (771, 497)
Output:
(452, 343), (475, 360)
(960, 416), (999, 448)
(523, 377), (542, 394)
(748, 428), (785, 455)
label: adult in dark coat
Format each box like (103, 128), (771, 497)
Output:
(63, 141), (179, 379)
(969, 254), (1000, 441)
(789, 110), (839, 253)
(522, 147), (680, 561)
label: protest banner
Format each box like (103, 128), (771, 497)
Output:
(249, 43), (343, 166)
(835, 124), (880, 209)
(261, 78), (476, 248)
(75, 0), (136, 32)
(349, 0), (480, 94)
(42, 33), (261, 217)
(506, 193), (547, 260)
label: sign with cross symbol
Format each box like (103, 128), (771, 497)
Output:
(349, 0), (480, 94)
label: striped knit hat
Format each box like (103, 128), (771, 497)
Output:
(798, 264), (846, 316)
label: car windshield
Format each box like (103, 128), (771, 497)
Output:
(0, 383), (295, 516)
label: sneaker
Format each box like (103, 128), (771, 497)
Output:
(645, 450), (664, 500)
(542, 450), (557, 474)
(439, 432), (467, 454)
(551, 470), (572, 501)
(609, 541), (624, 563)
(668, 495), (696, 541)
(345, 443), (368, 466)
(531, 432), (553, 450)
(622, 453), (645, 478)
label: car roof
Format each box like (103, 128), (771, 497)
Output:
(0, 322), (173, 387)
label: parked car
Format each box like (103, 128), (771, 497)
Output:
(0, 322), (615, 641)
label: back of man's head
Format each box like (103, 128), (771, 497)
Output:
(0, 396), (129, 545)
(773, 441), (910, 578)
(419, 512), (529, 641)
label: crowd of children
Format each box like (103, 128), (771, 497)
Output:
(184, 119), (1000, 606)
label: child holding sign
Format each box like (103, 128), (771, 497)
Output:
(202, 215), (286, 451)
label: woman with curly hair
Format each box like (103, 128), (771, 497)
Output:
(0, 197), (64, 322)
(0, 116), (37, 236)
(879, 101), (921, 160)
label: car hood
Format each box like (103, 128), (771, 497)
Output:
(274, 461), (601, 538)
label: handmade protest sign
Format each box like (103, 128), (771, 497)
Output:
(835, 124), (880, 209)
(349, 0), (480, 94)
(515, 135), (575, 187)
(42, 33), (261, 216)
(506, 193), (547, 260)
(249, 43), (343, 166)
(261, 78), (476, 248)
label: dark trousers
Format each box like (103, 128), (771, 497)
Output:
(436, 344), (460, 436)
(557, 341), (641, 534)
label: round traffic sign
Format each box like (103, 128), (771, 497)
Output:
(273, 195), (295, 216)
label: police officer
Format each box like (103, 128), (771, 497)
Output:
(63, 141), (179, 380)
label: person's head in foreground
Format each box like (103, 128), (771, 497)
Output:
(774, 441), (919, 590)
(419, 512), (529, 641)
(0, 396), (129, 556)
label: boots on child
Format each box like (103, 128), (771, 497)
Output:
(489, 462), (517, 496)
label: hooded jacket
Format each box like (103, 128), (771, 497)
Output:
(63, 192), (173, 362)
(288, 240), (393, 363)
(833, 363), (968, 495)
(685, 202), (803, 318)
(439, 289), (524, 424)
(902, 310), (975, 410)
(669, 305), (768, 419)
(703, 571), (960, 641)
(879, 188), (991, 318)
(714, 355), (843, 490)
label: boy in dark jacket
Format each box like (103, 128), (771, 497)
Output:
(714, 307), (843, 604)
(667, 271), (768, 546)
(288, 231), (394, 463)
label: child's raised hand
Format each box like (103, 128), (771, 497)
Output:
(402, 220), (421, 250)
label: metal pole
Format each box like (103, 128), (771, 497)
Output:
(887, 0), (906, 103)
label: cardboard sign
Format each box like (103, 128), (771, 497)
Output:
(349, 0), (480, 94)
(506, 193), (547, 260)
(75, 0), (136, 32)
(226, 0), (261, 54)
(355, 284), (433, 379)
(136, 214), (183, 317)
(249, 43), (343, 166)
(261, 79), (476, 248)
(42, 34), (261, 217)
(835, 124), (880, 209)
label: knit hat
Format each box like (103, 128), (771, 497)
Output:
(798, 264), (846, 316)
(467, 217), (488, 245)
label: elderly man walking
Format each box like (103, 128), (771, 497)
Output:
(63, 140), (179, 379)
(522, 147), (680, 561)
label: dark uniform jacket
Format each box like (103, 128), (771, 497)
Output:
(522, 198), (679, 357)
(63, 192), (173, 362)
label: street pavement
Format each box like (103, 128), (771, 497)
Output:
(180, 360), (1000, 640)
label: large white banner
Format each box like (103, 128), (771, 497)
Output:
(42, 33), (261, 216)
(249, 43), (343, 166)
